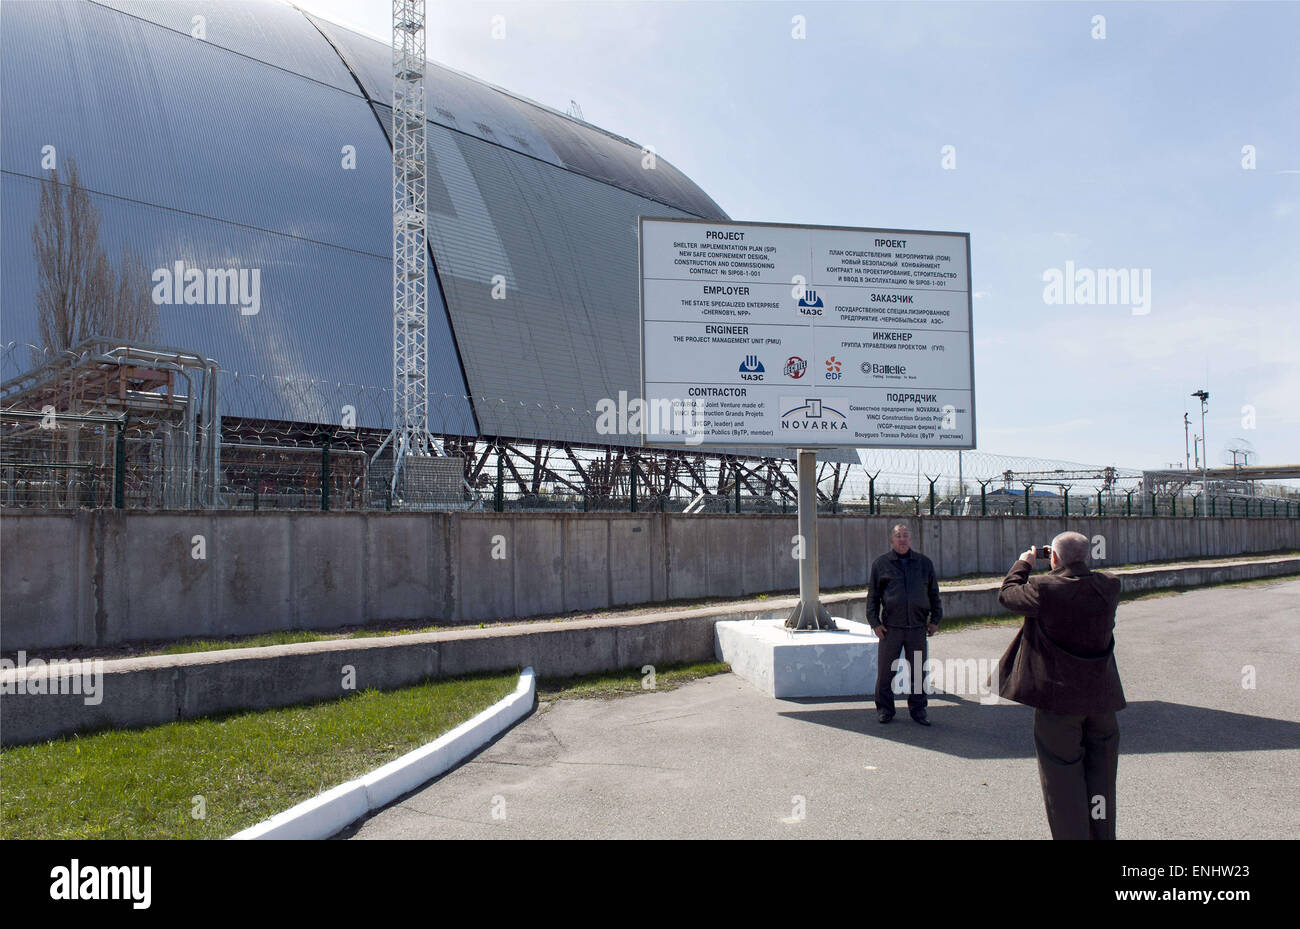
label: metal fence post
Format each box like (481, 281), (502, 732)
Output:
(1150, 492), (1157, 517)
(494, 447), (504, 512)
(1063, 487), (1070, 519)
(1125, 491), (1133, 517)
(630, 458), (639, 513)
(1023, 484), (1031, 517)
(320, 438), (331, 512)
(1097, 489), (1103, 516)
(734, 474), (741, 514)
(113, 415), (127, 509)
(926, 474), (938, 516)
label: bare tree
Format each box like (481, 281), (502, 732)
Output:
(32, 155), (158, 359)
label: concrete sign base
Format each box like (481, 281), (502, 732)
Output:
(715, 618), (879, 699)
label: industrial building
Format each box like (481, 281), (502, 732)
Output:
(2, 0), (848, 510)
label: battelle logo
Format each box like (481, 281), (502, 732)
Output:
(862, 361), (906, 375)
(779, 397), (848, 430)
(783, 356), (808, 379)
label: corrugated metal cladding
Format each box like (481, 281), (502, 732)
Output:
(420, 119), (697, 443)
(418, 121), (843, 461)
(1, 0), (759, 452)
(300, 13), (728, 220)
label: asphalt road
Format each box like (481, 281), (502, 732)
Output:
(348, 578), (1300, 839)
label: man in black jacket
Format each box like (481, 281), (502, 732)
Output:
(867, 523), (943, 725)
(996, 531), (1125, 840)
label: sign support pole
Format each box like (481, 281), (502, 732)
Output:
(785, 448), (836, 631)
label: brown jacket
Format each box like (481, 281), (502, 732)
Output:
(994, 559), (1126, 715)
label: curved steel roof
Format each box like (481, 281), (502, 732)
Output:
(0, 0), (730, 446)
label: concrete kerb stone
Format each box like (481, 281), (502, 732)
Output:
(229, 668), (536, 840)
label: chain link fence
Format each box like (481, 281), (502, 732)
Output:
(4, 340), (1298, 516)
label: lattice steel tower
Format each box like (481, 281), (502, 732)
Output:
(377, 0), (436, 492)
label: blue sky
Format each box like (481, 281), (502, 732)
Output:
(297, 0), (1300, 475)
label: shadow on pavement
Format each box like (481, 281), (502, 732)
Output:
(777, 695), (1300, 760)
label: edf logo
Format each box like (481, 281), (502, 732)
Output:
(824, 357), (842, 381)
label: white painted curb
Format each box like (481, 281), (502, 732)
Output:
(229, 667), (536, 840)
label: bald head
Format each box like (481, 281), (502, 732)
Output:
(1052, 531), (1090, 567)
(889, 523), (911, 555)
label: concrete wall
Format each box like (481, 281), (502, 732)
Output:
(5, 554), (1297, 746)
(3, 510), (1298, 651)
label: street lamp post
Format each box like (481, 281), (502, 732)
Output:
(1192, 390), (1209, 518)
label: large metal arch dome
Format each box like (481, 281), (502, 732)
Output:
(1, 0), (729, 444)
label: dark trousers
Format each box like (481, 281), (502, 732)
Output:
(875, 625), (928, 715)
(1033, 709), (1120, 840)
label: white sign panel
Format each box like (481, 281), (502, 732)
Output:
(639, 218), (975, 448)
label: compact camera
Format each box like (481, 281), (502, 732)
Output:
(1035, 545), (1052, 561)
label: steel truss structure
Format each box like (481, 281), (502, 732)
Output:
(449, 436), (850, 510)
(375, 0), (437, 492)
(999, 467), (1122, 491)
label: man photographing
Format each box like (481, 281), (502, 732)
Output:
(996, 531), (1125, 839)
(867, 523), (942, 726)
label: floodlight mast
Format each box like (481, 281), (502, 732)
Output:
(1192, 390), (1209, 517)
(375, 0), (438, 495)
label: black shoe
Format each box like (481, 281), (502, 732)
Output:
(910, 711), (931, 726)
(877, 711), (895, 724)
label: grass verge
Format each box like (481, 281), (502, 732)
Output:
(936, 548), (1300, 586)
(1118, 572), (1299, 601)
(147, 623), (445, 656)
(537, 661), (732, 702)
(934, 614), (1023, 634)
(933, 573), (1298, 632)
(0, 671), (518, 840)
